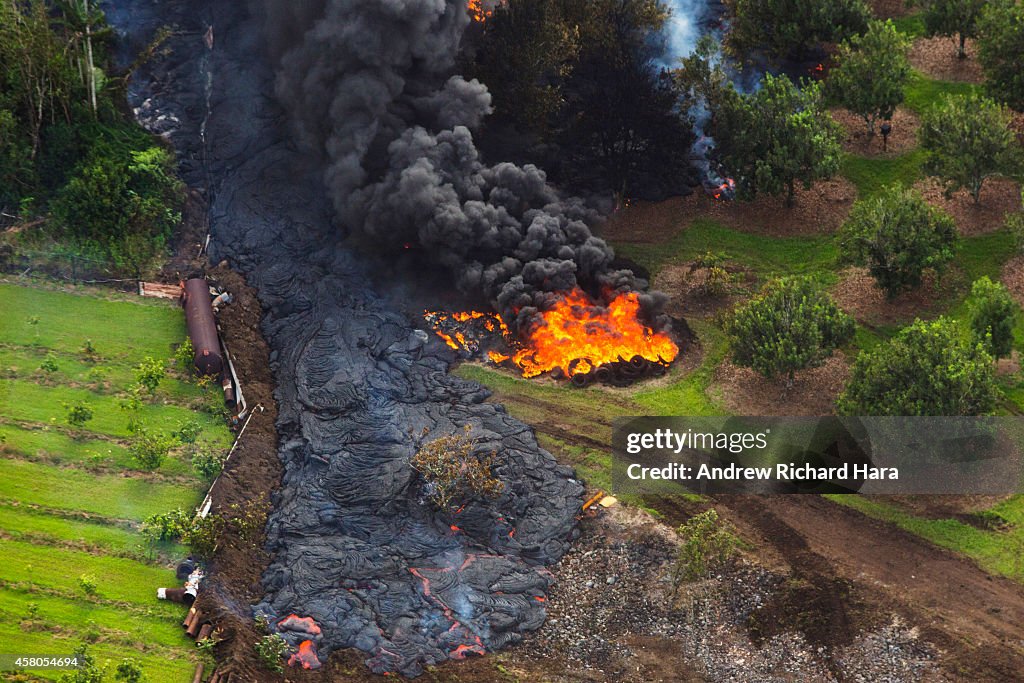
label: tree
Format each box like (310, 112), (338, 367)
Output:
(726, 0), (871, 59)
(828, 20), (911, 137)
(716, 74), (843, 206)
(411, 426), (504, 509)
(839, 187), (958, 298)
(467, 0), (580, 134)
(919, 93), (1019, 205)
(468, 0), (694, 199)
(922, 0), (986, 59)
(51, 145), (184, 272)
(968, 276), (1018, 359)
(0, 0), (75, 158)
(838, 317), (998, 416)
(724, 276), (855, 385)
(977, 0), (1024, 110)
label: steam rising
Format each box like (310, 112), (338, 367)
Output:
(254, 0), (664, 333)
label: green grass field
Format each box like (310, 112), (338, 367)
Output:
(0, 282), (232, 680)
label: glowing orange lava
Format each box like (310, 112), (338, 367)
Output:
(512, 288), (678, 378)
(278, 614), (322, 636)
(288, 640), (321, 670)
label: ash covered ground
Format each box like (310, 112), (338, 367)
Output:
(106, 0), (585, 676)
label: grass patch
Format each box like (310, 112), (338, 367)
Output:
(612, 218), (838, 278)
(0, 537), (180, 605)
(840, 149), (926, 199)
(0, 504), (185, 560)
(891, 13), (926, 38)
(903, 71), (981, 114)
(0, 458), (200, 521)
(0, 422), (194, 477)
(826, 495), (1024, 581)
(0, 620), (195, 681)
(0, 283), (186, 362)
(3, 378), (230, 444)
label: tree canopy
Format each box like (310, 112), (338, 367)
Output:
(839, 187), (958, 298)
(922, 0), (987, 59)
(919, 93), (1020, 205)
(725, 0), (871, 60)
(467, 0), (694, 199)
(968, 276), (1018, 360)
(977, 0), (1024, 110)
(828, 20), (911, 136)
(725, 276), (855, 384)
(715, 74), (843, 206)
(838, 317), (998, 416)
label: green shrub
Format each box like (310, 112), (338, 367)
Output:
(724, 276), (854, 385)
(174, 338), (195, 375)
(39, 353), (59, 374)
(78, 573), (98, 596)
(128, 428), (178, 471)
(254, 634), (288, 674)
(113, 658), (144, 683)
(191, 450), (226, 480)
(673, 509), (739, 587)
(968, 277), (1018, 359)
(142, 508), (192, 543)
(838, 317), (998, 415)
(64, 401), (94, 429)
(182, 514), (225, 559)
(134, 356), (165, 396)
(58, 643), (106, 683)
(839, 187), (958, 298)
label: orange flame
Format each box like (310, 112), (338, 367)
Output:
(468, 0), (492, 22)
(512, 288), (678, 378)
(425, 289), (677, 379)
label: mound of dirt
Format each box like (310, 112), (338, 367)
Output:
(831, 266), (957, 326)
(868, 0), (912, 18)
(830, 106), (920, 157)
(909, 36), (984, 83)
(708, 355), (851, 417)
(1001, 254), (1024, 305)
(653, 261), (755, 319)
(914, 177), (1022, 236)
(603, 177), (858, 243)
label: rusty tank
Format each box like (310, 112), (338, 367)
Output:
(182, 278), (223, 376)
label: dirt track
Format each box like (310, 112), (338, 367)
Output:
(716, 495), (1024, 681)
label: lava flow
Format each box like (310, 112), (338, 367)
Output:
(425, 288), (679, 382)
(288, 640), (322, 670)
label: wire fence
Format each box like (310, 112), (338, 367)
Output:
(0, 246), (140, 292)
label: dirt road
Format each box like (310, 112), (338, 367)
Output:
(717, 495), (1024, 681)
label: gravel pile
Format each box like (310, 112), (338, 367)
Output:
(525, 508), (943, 682)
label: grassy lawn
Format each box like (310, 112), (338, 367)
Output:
(827, 495), (1024, 581)
(0, 283), (232, 679)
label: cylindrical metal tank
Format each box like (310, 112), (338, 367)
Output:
(182, 278), (223, 376)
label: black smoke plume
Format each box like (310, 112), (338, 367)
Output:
(253, 0), (666, 333)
